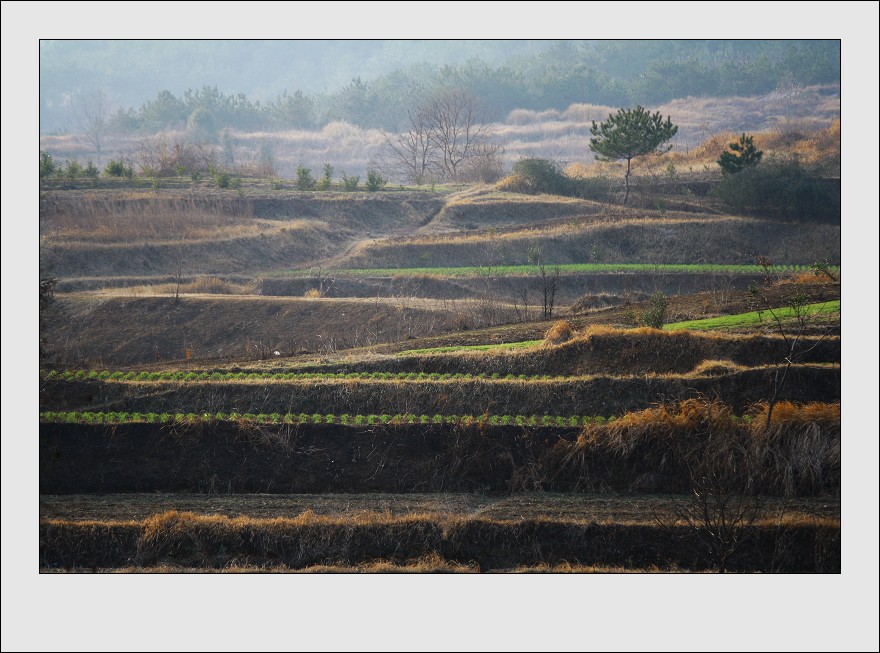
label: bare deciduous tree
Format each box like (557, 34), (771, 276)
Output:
(528, 245), (560, 319)
(383, 108), (437, 186)
(73, 89), (112, 159)
(749, 256), (836, 427)
(426, 89), (493, 182)
(539, 263), (560, 319)
(384, 89), (497, 184)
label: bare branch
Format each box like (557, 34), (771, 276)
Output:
(382, 108), (438, 185)
(73, 89), (112, 159)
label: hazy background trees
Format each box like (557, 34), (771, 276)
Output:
(39, 40), (839, 181)
(40, 40), (840, 135)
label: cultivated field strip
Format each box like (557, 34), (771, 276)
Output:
(39, 509), (840, 572)
(39, 492), (841, 523)
(39, 400), (840, 498)
(39, 365), (840, 416)
(259, 331), (842, 377)
(45, 370), (604, 383)
(333, 219), (842, 269)
(40, 411), (612, 427)
(41, 329), (841, 382)
(275, 263), (838, 278)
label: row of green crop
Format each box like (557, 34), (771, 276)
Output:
(43, 370), (564, 383)
(39, 411), (613, 428)
(664, 300), (840, 331)
(273, 263), (839, 279)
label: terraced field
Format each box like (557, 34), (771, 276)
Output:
(38, 180), (841, 573)
(41, 314), (841, 571)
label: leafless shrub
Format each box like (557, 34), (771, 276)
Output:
(136, 135), (218, 177)
(663, 470), (763, 573)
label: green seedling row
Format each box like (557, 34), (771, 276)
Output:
(43, 370), (570, 383)
(39, 411), (614, 428)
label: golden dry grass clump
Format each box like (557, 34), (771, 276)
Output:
(145, 276), (255, 296)
(689, 359), (748, 376)
(543, 320), (575, 346)
(784, 269), (839, 285)
(547, 399), (840, 496)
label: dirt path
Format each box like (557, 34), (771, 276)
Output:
(303, 194), (453, 269)
(306, 234), (390, 270)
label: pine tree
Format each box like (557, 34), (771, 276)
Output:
(589, 106), (678, 204)
(717, 133), (763, 176)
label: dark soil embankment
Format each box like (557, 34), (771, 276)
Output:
(40, 404), (840, 496)
(258, 272), (767, 304)
(39, 365), (840, 416)
(40, 192), (444, 278)
(40, 421), (573, 494)
(302, 331), (841, 377)
(42, 295), (481, 367)
(340, 217), (841, 268)
(40, 511), (840, 572)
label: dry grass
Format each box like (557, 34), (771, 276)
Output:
(39, 506), (840, 572)
(689, 359), (748, 376)
(664, 119), (841, 170)
(40, 192), (257, 242)
(40, 191), (445, 278)
(341, 214), (841, 269)
(73, 561), (674, 573)
(566, 116), (840, 179)
(548, 399), (840, 496)
(784, 270), (839, 285)
(544, 320), (575, 346)
(66, 556), (479, 573)
(124, 277), (258, 296)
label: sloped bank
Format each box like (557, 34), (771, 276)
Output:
(40, 402), (840, 496)
(40, 510), (840, 573)
(40, 365), (841, 417)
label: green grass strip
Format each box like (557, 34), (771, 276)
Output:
(664, 300), (840, 331)
(270, 263), (838, 278)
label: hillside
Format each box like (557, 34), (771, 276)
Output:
(38, 125), (842, 575)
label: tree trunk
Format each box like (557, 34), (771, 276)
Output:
(623, 157), (631, 205)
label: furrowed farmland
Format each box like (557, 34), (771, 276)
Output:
(37, 76), (842, 574)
